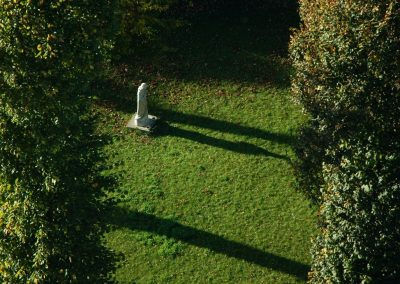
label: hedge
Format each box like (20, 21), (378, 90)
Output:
(291, 0), (400, 282)
(0, 0), (114, 282)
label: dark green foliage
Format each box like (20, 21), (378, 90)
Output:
(114, 0), (182, 57)
(311, 138), (400, 283)
(113, 0), (297, 58)
(0, 0), (115, 282)
(293, 121), (331, 204)
(291, 0), (400, 203)
(170, 0), (297, 18)
(291, 0), (400, 282)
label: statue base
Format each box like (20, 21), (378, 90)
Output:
(127, 114), (158, 132)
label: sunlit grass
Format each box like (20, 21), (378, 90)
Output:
(94, 8), (316, 283)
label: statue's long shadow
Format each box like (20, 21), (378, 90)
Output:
(153, 109), (294, 160)
(160, 124), (289, 160)
(158, 109), (294, 145)
(110, 209), (310, 281)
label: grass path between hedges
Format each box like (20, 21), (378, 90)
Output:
(94, 8), (317, 283)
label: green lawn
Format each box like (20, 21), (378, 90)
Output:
(94, 8), (316, 283)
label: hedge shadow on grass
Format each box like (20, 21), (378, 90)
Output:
(126, 7), (298, 88)
(158, 10), (296, 87)
(110, 209), (310, 281)
(97, 5), (299, 105)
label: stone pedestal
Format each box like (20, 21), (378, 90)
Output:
(127, 114), (158, 131)
(127, 83), (158, 131)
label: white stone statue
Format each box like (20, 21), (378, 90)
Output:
(127, 83), (158, 131)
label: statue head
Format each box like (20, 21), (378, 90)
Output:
(137, 83), (148, 100)
(138, 83), (148, 93)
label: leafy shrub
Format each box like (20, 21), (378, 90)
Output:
(291, 0), (400, 281)
(311, 138), (400, 283)
(293, 121), (332, 204)
(0, 0), (115, 282)
(291, 0), (400, 203)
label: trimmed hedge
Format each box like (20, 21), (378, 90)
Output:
(311, 138), (400, 282)
(0, 0), (114, 282)
(291, 0), (400, 282)
(291, 0), (400, 204)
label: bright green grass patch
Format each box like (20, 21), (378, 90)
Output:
(94, 9), (316, 283)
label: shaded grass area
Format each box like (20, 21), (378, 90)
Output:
(96, 6), (298, 110)
(94, 7), (315, 283)
(154, 8), (294, 86)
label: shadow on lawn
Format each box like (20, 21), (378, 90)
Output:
(150, 109), (294, 160)
(158, 109), (295, 146)
(136, 6), (298, 87)
(93, 6), (299, 120)
(161, 124), (289, 160)
(155, 9), (297, 87)
(110, 209), (310, 281)
(94, 6), (299, 107)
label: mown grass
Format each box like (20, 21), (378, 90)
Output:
(94, 7), (316, 283)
